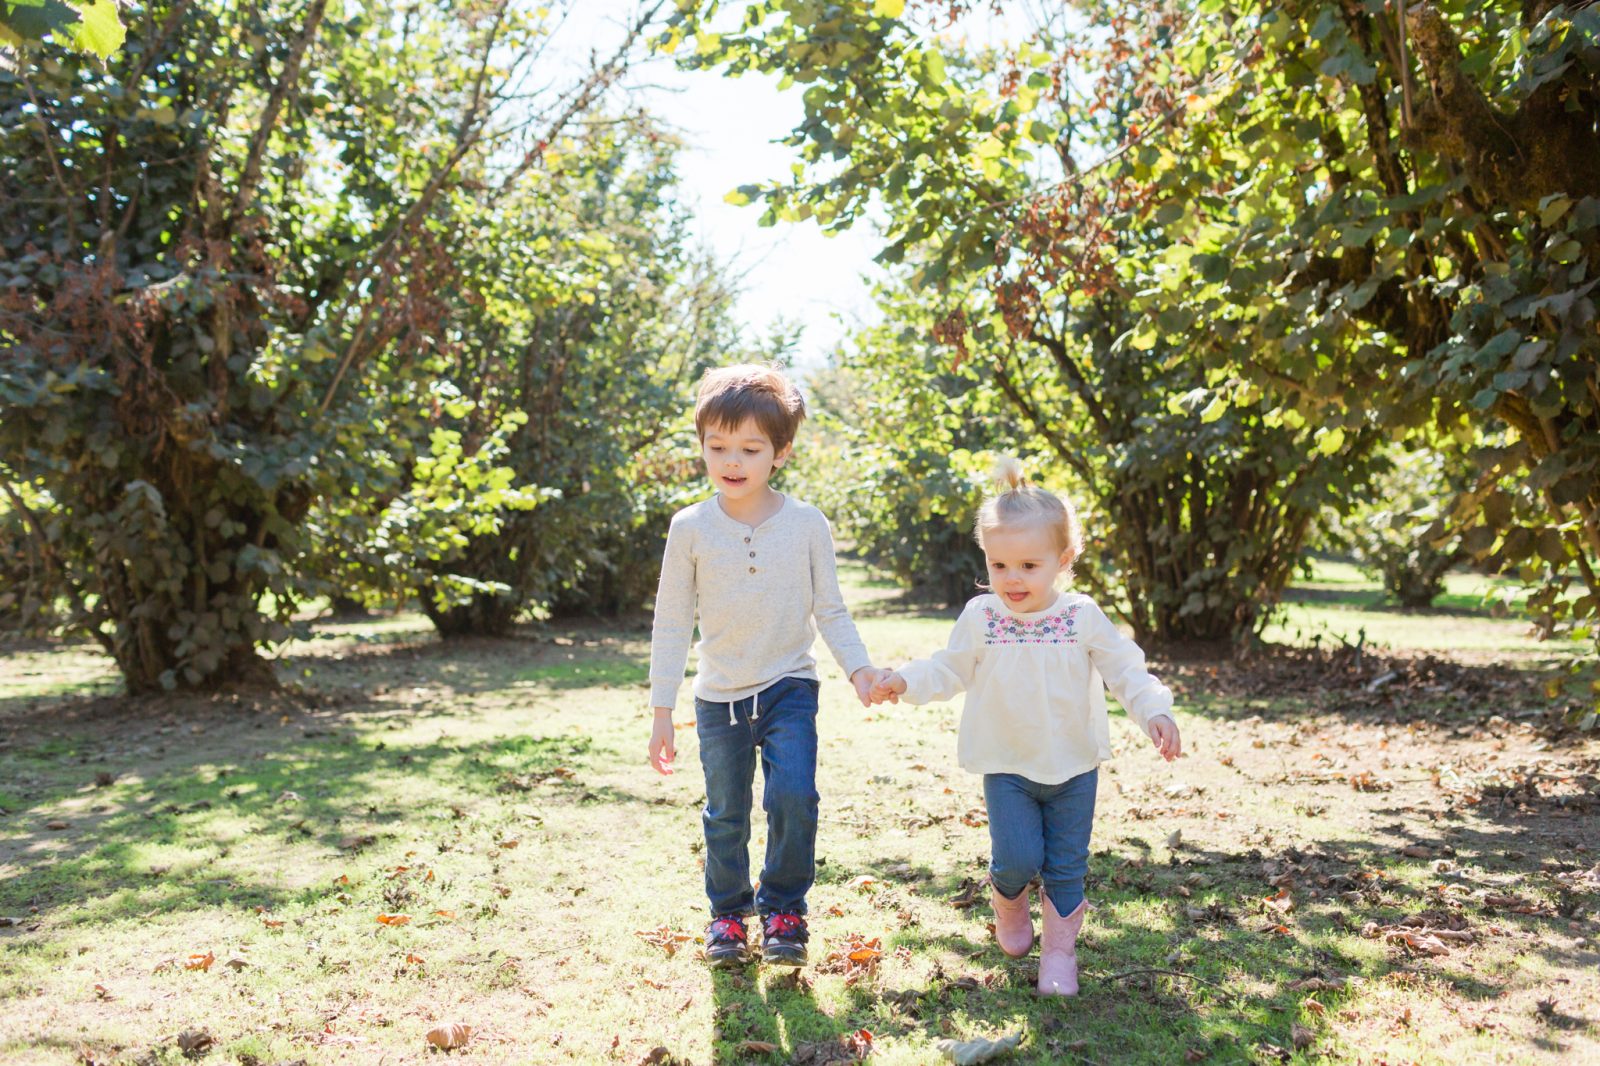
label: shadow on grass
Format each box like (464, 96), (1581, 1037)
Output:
(719, 819), (1600, 1064)
(0, 713), (660, 927)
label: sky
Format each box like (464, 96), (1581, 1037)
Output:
(553, 2), (1032, 369)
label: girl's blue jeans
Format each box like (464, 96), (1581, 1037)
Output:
(694, 676), (820, 918)
(983, 767), (1098, 914)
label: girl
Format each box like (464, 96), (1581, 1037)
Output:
(870, 458), (1181, 996)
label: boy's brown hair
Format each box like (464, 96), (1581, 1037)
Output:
(694, 364), (808, 454)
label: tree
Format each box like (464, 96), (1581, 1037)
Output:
(679, 0), (1378, 644)
(0, 1), (657, 691)
(673, 1), (1597, 672)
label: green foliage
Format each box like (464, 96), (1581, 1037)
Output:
(681, 2), (1377, 643)
(0, 1), (644, 689)
(791, 357), (997, 606)
(0, 0), (125, 59)
(675, 0), (1599, 677)
(1322, 449), (1470, 609)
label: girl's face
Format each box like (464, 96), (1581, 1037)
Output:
(982, 523), (1073, 614)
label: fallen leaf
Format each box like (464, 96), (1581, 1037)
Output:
(45, 820), (70, 831)
(1290, 1023), (1315, 1050)
(176, 1029), (214, 1055)
(846, 875), (882, 892)
(1303, 999), (1326, 1017)
(1166, 829), (1183, 849)
(93, 983), (111, 1000)
(376, 913), (412, 926)
(497, 838), (519, 849)
(634, 924), (695, 957)
(937, 1032), (1024, 1064)
(1399, 845), (1434, 859)
(739, 1040), (780, 1055)
(224, 956), (249, 971)
(426, 1023), (472, 1050)
(960, 809), (988, 827)
(338, 835), (375, 851)
(434, 909), (457, 919)
(405, 953), (426, 965)
(183, 952), (215, 972)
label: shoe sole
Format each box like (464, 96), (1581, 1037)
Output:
(761, 951), (807, 968)
(706, 949), (753, 969)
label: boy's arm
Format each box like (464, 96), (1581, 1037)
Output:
(1081, 600), (1173, 731)
(808, 512), (873, 683)
(647, 515), (697, 711)
(895, 603), (983, 704)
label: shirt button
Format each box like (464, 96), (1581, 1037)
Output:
(748, 566), (756, 574)
(749, 551), (756, 558)
(743, 537), (751, 543)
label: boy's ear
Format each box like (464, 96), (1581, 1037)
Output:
(774, 442), (794, 468)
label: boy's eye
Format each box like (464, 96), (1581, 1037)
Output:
(1024, 563), (1037, 570)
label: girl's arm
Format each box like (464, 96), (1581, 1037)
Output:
(895, 601), (985, 704)
(1081, 600), (1173, 730)
(647, 514), (698, 711)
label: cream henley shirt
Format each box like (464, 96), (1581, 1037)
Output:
(897, 592), (1175, 785)
(648, 494), (872, 708)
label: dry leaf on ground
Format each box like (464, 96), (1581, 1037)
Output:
(183, 952), (215, 972)
(634, 924), (695, 956)
(426, 1023), (472, 1050)
(376, 913), (412, 926)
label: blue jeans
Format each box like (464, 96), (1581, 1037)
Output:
(983, 768), (1098, 914)
(695, 676), (820, 917)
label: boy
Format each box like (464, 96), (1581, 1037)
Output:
(647, 364), (883, 968)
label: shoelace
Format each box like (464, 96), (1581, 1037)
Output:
(764, 912), (804, 939)
(709, 916), (747, 943)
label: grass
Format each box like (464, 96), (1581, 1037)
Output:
(0, 563), (1596, 1064)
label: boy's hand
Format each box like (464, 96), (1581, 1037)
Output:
(648, 707), (676, 775)
(1148, 715), (1181, 762)
(870, 671), (907, 705)
(849, 666), (881, 708)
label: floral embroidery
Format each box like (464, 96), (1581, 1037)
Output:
(981, 603), (1081, 645)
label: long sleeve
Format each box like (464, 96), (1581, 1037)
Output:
(1082, 601), (1172, 730)
(648, 513), (697, 708)
(809, 513), (871, 680)
(898, 602), (984, 705)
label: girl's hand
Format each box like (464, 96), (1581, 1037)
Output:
(870, 671), (907, 705)
(648, 708), (676, 775)
(1148, 716), (1181, 762)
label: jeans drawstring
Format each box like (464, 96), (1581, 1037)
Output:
(726, 691), (762, 726)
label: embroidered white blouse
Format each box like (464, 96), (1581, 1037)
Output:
(896, 592), (1174, 785)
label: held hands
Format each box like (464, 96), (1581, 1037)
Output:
(648, 707), (676, 775)
(850, 666), (890, 708)
(1147, 715), (1182, 762)
(868, 671), (906, 705)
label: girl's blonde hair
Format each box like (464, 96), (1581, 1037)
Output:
(975, 456), (1084, 565)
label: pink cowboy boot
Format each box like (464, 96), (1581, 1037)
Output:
(1037, 892), (1087, 996)
(989, 877), (1033, 957)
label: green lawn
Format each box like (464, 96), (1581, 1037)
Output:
(0, 564), (1595, 1064)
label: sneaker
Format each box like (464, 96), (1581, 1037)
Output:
(761, 911), (809, 966)
(704, 915), (752, 968)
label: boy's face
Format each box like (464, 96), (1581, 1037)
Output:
(982, 524), (1072, 614)
(701, 417), (790, 500)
